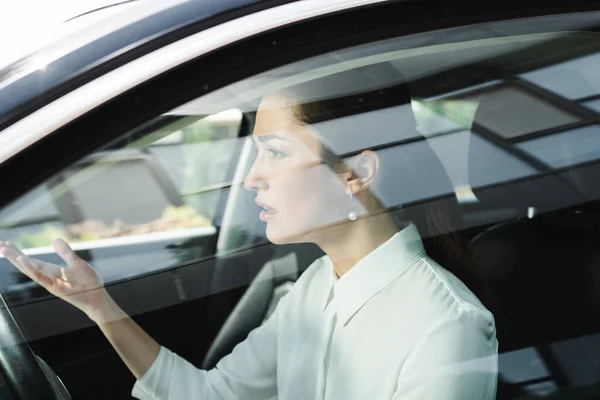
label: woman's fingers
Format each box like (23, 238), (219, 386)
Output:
(0, 243), (62, 286)
(1, 240), (100, 296)
(52, 239), (84, 268)
(0, 242), (23, 268)
(3, 241), (74, 279)
(1, 241), (24, 257)
(1, 247), (46, 285)
(2, 242), (57, 273)
(0, 244), (28, 272)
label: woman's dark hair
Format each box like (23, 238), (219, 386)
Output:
(278, 69), (479, 291)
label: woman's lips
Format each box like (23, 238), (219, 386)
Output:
(259, 209), (277, 222)
(256, 199), (277, 222)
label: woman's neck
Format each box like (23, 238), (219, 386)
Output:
(318, 211), (400, 278)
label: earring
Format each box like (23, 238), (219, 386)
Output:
(348, 193), (358, 221)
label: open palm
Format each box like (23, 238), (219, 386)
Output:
(0, 239), (107, 317)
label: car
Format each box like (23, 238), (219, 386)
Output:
(2, 0), (600, 398)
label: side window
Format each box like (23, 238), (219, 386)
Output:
(0, 110), (243, 291)
(6, 10), (600, 400)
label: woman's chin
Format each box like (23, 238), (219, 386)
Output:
(265, 222), (305, 245)
(266, 223), (321, 245)
(265, 228), (293, 245)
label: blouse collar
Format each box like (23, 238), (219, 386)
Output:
(322, 222), (426, 326)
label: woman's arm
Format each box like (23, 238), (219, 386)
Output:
(0, 239), (160, 379)
(91, 296), (161, 379)
(392, 308), (498, 400)
(0, 239), (281, 400)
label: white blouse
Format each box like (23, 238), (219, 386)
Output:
(132, 223), (498, 400)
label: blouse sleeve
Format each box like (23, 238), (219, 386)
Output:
(392, 307), (498, 400)
(131, 294), (288, 400)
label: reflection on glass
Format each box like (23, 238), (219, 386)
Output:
(0, 112), (242, 249)
(584, 98), (600, 113)
(522, 53), (600, 100)
(1, 66), (499, 399)
(0, 112), (243, 296)
(499, 347), (550, 384)
(517, 125), (600, 168)
(471, 85), (580, 139)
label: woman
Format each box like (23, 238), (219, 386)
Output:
(0, 77), (497, 399)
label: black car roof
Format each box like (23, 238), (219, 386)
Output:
(0, 0), (297, 132)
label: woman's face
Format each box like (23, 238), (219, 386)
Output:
(244, 94), (351, 244)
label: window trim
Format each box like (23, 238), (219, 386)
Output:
(0, 0), (387, 166)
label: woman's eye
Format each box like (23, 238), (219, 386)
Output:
(267, 148), (286, 159)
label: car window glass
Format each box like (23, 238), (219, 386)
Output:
(6, 11), (600, 400)
(0, 110), (243, 291)
(522, 51), (600, 100)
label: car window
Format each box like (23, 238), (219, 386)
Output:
(0, 110), (243, 295)
(5, 7), (600, 400)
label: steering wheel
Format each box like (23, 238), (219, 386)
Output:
(0, 292), (71, 399)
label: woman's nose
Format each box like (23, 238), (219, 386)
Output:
(243, 164), (268, 192)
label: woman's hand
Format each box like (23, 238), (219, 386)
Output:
(1, 240), (161, 379)
(0, 239), (111, 322)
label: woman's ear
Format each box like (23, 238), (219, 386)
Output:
(346, 150), (379, 194)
